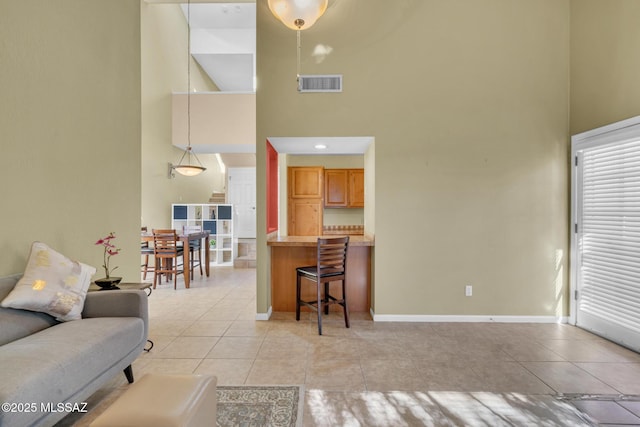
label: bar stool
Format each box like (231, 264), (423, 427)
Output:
(141, 226), (154, 280)
(152, 229), (184, 289)
(296, 236), (350, 335)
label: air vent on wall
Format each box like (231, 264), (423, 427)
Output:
(298, 74), (342, 93)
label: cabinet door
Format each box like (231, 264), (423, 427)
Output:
(288, 199), (323, 236)
(348, 169), (365, 207)
(289, 167), (324, 199)
(324, 169), (348, 207)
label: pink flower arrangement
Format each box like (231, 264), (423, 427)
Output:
(95, 232), (121, 278)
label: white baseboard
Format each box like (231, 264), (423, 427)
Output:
(371, 312), (569, 324)
(255, 306), (272, 321)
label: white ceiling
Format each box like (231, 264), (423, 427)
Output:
(181, 3), (255, 92)
(268, 137), (374, 155)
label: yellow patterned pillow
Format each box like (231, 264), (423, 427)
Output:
(1, 242), (96, 321)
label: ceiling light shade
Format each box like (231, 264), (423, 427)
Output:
(171, 146), (206, 177)
(174, 165), (206, 177)
(268, 0), (328, 30)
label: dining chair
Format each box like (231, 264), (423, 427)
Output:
(183, 225), (203, 278)
(141, 226), (154, 280)
(296, 236), (350, 335)
(152, 229), (184, 289)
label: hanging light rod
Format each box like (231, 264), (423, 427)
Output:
(170, 0), (206, 178)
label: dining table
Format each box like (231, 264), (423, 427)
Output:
(142, 230), (210, 289)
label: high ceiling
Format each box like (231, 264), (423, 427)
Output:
(181, 2), (256, 92)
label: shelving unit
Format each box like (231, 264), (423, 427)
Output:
(172, 204), (234, 266)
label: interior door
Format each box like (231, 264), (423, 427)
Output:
(572, 119), (640, 352)
(227, 167), (256, 239)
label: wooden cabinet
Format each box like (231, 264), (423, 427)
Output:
(348, 169), (365, 207)
(288, 167), (324, 236)
(324, 168), (364, 208)
(289, 199), (323, 236)
(289, 166), (323, 198)
(324, 169), (348, 207)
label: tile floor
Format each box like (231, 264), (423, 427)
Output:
(57, 268), (640, 426)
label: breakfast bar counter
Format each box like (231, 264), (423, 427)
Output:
(267, 235), (374, 312)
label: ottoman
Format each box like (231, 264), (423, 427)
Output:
(90, 374), (217, 427)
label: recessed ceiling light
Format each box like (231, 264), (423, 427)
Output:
(314, 144), (327, 150)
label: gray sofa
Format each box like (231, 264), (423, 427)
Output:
(0, 274), (149, 427)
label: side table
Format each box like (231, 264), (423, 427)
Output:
(89, 282), (154, 352)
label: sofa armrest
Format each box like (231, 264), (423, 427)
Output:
(82, 290), (149, 340)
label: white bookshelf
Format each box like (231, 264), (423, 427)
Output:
(171, 204), (234, 266)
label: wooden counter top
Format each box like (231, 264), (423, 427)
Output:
(267, 235), (374, 247)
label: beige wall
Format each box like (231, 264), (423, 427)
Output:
(0, 1), (141, 280)
(141, 2), (226, 230)
(570, 0), (640, 134)
(172, 93), (256, 153)
(257, 0), (571, 316)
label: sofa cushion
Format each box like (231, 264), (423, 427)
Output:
(0, 317), (145, 427)
(1, 242), (96, 321)
(0, 307), (58, 346)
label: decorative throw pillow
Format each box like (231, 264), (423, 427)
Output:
(1, 242), (96, 321)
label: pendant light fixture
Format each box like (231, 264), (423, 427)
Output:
(171, 0), (206, 177)
(267, 0), (328, 88)
(267, 0), (328, 31)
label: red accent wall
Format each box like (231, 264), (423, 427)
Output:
(266, 140), (278, 234)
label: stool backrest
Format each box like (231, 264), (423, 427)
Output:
(316, 236), (349, 278)
(152, 229), (180, 257)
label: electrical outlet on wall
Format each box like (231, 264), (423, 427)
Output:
(465, 285), (473, 297)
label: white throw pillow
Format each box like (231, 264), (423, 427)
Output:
(1, 242), (96, 321)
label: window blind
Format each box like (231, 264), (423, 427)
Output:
(579, 138), (640, 336)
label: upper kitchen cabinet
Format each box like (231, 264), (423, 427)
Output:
(324, 169), (364, 208)
(289, 166), (324, 199)
(348, 169), (365, 208)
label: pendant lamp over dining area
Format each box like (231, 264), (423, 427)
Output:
(170, 0), (206, 178)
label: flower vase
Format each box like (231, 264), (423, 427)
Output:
(94, 277), (122, 290)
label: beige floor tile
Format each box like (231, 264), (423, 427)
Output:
(206, 336), (264, 359)
(181, 320), (231, 336)
(500, 340), (566, 362)
(154, 336), (219, 358)
(265, 320), (313, 338)
(137, 358), (201, 375)
(538, 339), (634, 363)
(357, 338), (411, 359)
(307, 336), (360, 360)
(245, 358), (307, 385)
(576, 363), (640, 394)
(140, 335), (175, 356)
(571, 400), (640, 425)
(306, 359), (365, 391)
(148, 319), (194, 337)
(360, 358), (426, 391)
(522, 361), (619, 394)
(194, 358), (253, 385)
(413, 360), (485, 391)
(304, 390), (453, 427)
(224, 320), (271, 337)
(199, 307), (241, 321)
(257, 336), (310, 359)
(469, 361), (555, 394)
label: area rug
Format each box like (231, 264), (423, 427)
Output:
(216, 385), (304, 427)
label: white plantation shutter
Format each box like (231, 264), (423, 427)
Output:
(572, 117), (640, 352)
